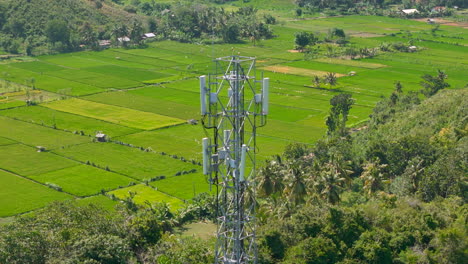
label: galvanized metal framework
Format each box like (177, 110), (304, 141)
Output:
(200, 56), (268, 264)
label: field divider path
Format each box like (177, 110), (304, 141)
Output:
(0, 168), (78, 198)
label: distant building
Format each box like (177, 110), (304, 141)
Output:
(117, 36), (130, 43)
(401, 9), (419, 15)
(99, 40), (111, 47)
(188, 119), (198, 125)
(408, 46), (417, 52)
(142, 33), (156, 39)
(431, 6), (446, 13)
(96, 133), (107, 142)
(427, 18), (436, 24)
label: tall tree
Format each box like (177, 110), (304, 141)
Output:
(420, 69), (450, 97)
(326, 93), (354, 136)
(294, 31), (317, 51)
(45, 20), (70, 44)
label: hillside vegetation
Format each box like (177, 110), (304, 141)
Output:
(254, 86), (467, 263)
(0, 0), (139, 54)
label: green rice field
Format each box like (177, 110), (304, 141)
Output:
(0, 14), (466, 217)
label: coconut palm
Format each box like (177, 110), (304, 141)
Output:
(257, 155), (285, 197)
(284, 161), (307, 205)
(360, 158), (389, 195)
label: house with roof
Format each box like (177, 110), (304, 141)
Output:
(431, 6), (446, 13)
(142, 33), (156, 39)
(401, 9), (419, 15)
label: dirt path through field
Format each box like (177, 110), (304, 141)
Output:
(413, 18), (468, 29)
(263, 65), (346, 77)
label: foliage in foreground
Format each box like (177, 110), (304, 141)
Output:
(0, 196), (216, 264)
(255, 86), (467, 263)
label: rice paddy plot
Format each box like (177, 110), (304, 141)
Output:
(100, 50), (184, 69)
(256, 135), (294, 160)
(55, 142), (199, 181)
(0, 116), (90, 149)
(314, 58), (388, 69)
(9, 60), (67, 73)
(282, 60), (362, 75)
(109, 184), (184, 210)
(151, 173), (212, 201)
(47, 68), (142, 89)
(0, 106), (140, 137)
(74, 195), (118, 211)
(259, 119), (327, 144)
(269, 104), (321, 123)
(83, 90), (198, 120)
(33, 165), (135, 197)
(262, 65), (346, 78)
(116, 124), (205, 161)
(0, 169), (72, 217)
(128, 85), (200, 107)
(0, 144), (77, 176)
(0, 100), (26, 110)
(83, 65), (170, 82)
(44, 98), (185, 130)
(0, 64), (105, 96)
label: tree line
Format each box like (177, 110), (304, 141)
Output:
(0, 0), (275, 55)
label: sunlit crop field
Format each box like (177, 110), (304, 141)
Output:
(0, 14), (466, 217)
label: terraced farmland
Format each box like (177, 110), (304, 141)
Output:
(0, 15), (466, 218)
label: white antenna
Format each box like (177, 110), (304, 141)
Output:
(262, 77), (269, 115)
(239, 144), (247, 182)
(202, 137), (210, 175)
(200, 75), (207, 115)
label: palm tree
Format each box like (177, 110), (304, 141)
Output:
(284, 161), (307, 205)
(317, 167), (346, 204)
(324, 72), (337, 88)
(360, 158), (388, 195)
(312, 75), (321, 88)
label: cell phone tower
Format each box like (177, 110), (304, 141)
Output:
(200, 55), (269, 264)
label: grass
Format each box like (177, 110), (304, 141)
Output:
(0, 105), (140, 137)
(109, 184), (184, 210)
(0, 116), (90, 149)
(43, 98), (186, 130)
(0, 100), (27, 110)
(314, 58), (388, 69)
(263, 65), (347, 77)
(0, 144), (78, 176)
(46, 69), (142, 89)
(151, 173), (212, 201)
(178, 221), (217, 240)
(54, 142), (200, 181)
(0, 64), (105, 96)
(83, 65), (170, 82)
(33, 165), (135, 197)
(0, 169), (72, 217)
(0, 136), (15, 146)
(116, 124), (205, 161)
(84, 90), (198, 120)
(74, 195), (118, 211)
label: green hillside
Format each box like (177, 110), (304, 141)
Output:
(0, 0), (141, 54)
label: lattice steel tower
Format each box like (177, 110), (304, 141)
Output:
(200, 56), (269, 264)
